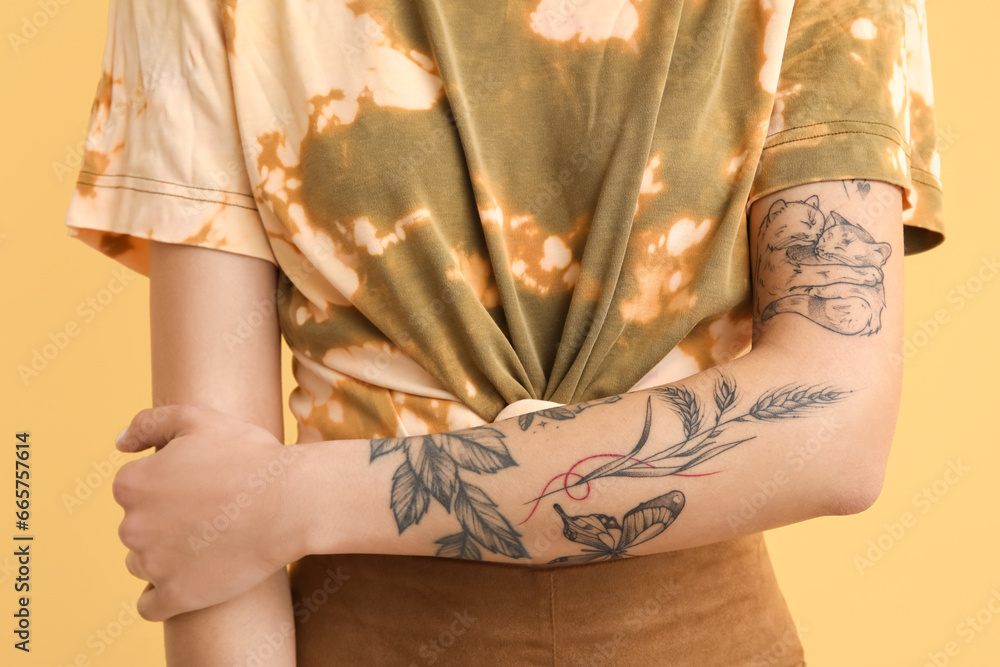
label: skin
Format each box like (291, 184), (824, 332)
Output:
(112, 180), (904, 635)
(119, 241), (295, 665)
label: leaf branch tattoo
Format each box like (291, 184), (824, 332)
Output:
(521, 374), (849, 518)
(517, 394), (623, 431)
(755, 194), (891, 335)
(369, 395), (626, 562)
(371, 427), (528, 561)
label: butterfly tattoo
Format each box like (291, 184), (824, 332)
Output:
(549, 490), (686, 564)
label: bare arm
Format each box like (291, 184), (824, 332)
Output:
(146, 241), (294, 666)
(284, 179), (904, 565)
(112, 179), (906, 620)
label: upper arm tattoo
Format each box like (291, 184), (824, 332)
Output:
(754, 192), (892, 336)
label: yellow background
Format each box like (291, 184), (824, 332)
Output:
(2, 1), (996, 665)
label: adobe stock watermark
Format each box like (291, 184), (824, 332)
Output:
(726, 414), (844, 532)
(921, 587), (1000, 667)
(524, 115), (622, 221)
(0, 554), (19, 586)
(408, 609), (477, 666)
(384, 68), (502, 193)
(66, 397), (180, 514)
(291, 567), (351, 626)
(338, 12), (387, 61)
(62, 448), (126, 514)
(358, 281), (465, 385)
(223, 284), (293, 353)
(241, 620), (295, 667)
(239, 566), (350, 666)
(853, 458), (969, 576)
(746, 618), (810, 667)
(18, 267), (139, 386)
(575, 576), (681, 667)
(890, 254), (999, 370)
(168, 106), (295, 228)
(187, 444), (306, 555)
(53, 64), (182, 183)
(8, 0), (74, 54)
(935, 125), (960, 156)
(670, 3), (732, 72)
(55, 599), (141, 667)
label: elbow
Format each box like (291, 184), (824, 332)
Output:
(823, 416), (897, 517)
(826, 459), (887, 516)
(824, 356), (902, 516)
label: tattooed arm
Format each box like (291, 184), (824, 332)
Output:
(114, 179), (905, 619)
(279, 179), (904, 565)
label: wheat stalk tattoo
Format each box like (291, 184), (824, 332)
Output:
(523, 374), (850, 507)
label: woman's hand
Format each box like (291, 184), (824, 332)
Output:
(112, 402), (308, 621)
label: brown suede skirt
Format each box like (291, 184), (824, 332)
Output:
(288, 531), (805, 666)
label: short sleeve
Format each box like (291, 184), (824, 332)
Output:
(61, 0), (278, 277)
(748, 0), (945, 256)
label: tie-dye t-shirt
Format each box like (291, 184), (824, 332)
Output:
(65, 0), (943, 441)
(62, 0), (945, 662)
(63, 0), (944, 444)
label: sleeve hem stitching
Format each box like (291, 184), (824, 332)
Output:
(763, 129), (909, 153)
(78, 170), (255, 199)
(910, 172), (943, 192)
(76, 181), (259, 212)
(766, 118), (905, 143)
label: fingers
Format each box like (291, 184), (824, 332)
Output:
(136, 582), (161, 621)
(124, 550), (150, 581)
(111, 458), (149, 508)
(115, 402), (214, 453)
(127, 566), (184, 621)
(136, 581), (184, 622)
(122, 536), (181, 621)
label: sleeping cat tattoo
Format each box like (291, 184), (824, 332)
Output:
(754, 195), (891, 336)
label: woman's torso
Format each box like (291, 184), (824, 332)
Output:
(221, 1), (806, 663)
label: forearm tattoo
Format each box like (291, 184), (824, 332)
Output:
(754, 191), (892, 335)
(371, 426), (529, 560)
(367, 373), (850, 563)
(517, 394), (623, 431)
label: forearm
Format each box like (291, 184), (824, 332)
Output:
(159, 454), (296, 667)
(164, 571), (293, 666)
(157, 411), (297, 666)
(294, 333), (896, 564)
(149, 243), (296, 665)
(291, 179), (903, 566)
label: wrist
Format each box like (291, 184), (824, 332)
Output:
(276, 441), (327, 563)
(282, 438), (375, 560)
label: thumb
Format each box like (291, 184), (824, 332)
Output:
(115, 403), (206, 453)
(136, 581), (181, 622)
